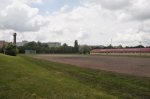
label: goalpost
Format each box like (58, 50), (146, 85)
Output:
(25, 50), (36, 54)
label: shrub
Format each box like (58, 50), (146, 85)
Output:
(5, 44), (18, 56)
(0, 45), (5, 53)
(79, 45), (91, 54)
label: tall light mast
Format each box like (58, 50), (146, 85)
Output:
(13, 33), (17, 45)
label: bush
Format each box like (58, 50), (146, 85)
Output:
(0, 45), (5, 53)
(5, 44), (18, 56)
(0, 48), (3, 53)
(79, 45), (91, 54)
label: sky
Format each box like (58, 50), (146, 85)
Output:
(0, 0), (150, 46)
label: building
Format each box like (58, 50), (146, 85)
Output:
(16, 41), (28, 46)
(16, 41), (61, 48)
(47, 42), (61, 47)
(0, 41), (5, 49)
(0, 41), (10, 49)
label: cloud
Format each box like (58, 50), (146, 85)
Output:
(0, 0), (150, 46)
(85, 0), (131, 10)
(127, 0), (150, 21)
(85, 0), (150, 21)
(13, 0), (43, 5)
(115, 28), (150, 46)
(33, 5), (121, 45)
(0, 0), (47, 32)
(0, 29), (15, 42)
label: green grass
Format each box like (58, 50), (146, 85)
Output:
(0, 54), (150, 99)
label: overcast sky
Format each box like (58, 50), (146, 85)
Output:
(0, 0), (150, 46)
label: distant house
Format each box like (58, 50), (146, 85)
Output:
(0, 41), (5, 49)
(16, 41), (28, 46)
(47, 42), (61, 48)
(0, 41), (10, 49)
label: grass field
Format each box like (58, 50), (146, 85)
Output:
(0, 54), (150, 99)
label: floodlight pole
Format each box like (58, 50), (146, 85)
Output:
(139, 41), (141, 56)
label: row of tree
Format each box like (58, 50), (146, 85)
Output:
(2, 40), (147, 56)
(91, 44), (148, 49)
(15, 42), (150, 55)
(18, 40), (91, 54)
(0, 40), (91, 56)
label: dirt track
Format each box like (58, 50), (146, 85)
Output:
(35, 55), (150, 77)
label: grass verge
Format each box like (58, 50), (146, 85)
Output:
(0, 54), (150, 99)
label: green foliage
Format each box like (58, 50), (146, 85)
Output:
(18, 41), (76, 54)
(49, 43), (75, 54)
(0, 49), (2, 53)
(5, 43), (18, 56)
(0, 45), (5, 53)
(0, 54), (150, 98)
(79, 45), (91, 54)
(18, 41), (50, 54)
(17, 46), (25, 53)
(107, 44), (113, 49)
(125, 45), (145, 48)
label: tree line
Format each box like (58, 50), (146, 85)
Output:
(18, 40), (91, 54)
(1, 40), (149, 56)
(90, 44), (149, 50)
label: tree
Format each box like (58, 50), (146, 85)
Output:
(135, 45), (144, 48)
(24, 41), (37, 50)
(118, 44), (123, 48)
(62, 43), (68, 48)
(5, 43), (18, 56)
(107, 44), (113, 49)
(18, 46), (25, 53)
(74, 40), (79, 53)
(61, 43), (69, 53)
(21, 41), (50, 54)
(0, 45), (5, 53)
(79, 45), (91, 54)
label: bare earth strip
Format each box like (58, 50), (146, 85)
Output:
(35, 54), (150, 77)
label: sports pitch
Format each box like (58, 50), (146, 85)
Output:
(36, 54), (150, 77)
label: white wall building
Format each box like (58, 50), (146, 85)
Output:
(47, 42), (61, 47)
(16, 41), (28, 46)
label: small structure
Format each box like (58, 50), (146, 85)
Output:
(25, 50), (36, 54)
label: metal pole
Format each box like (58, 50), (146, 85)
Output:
(139, 42), (141, 56)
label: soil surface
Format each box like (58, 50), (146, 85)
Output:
(35, 54), (150, 77)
